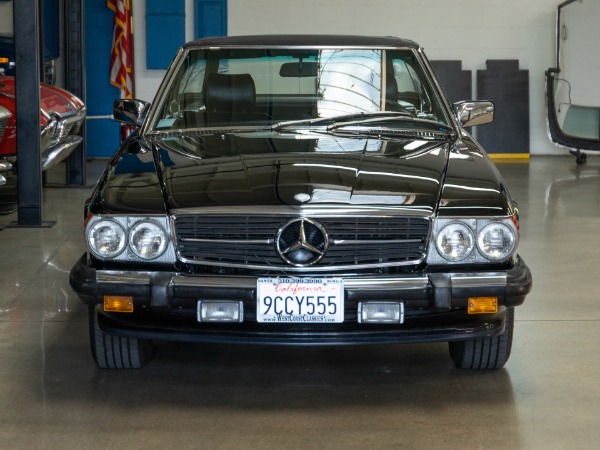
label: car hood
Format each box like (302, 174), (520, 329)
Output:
(95, 132), (450, 215)
(93, 132), (513, 216)
(157, 134), (448, 213)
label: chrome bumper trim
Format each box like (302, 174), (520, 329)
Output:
(96, 271), (507, 290)
(345, 277), (430, 291)
(172, 206), (435, 217)
(169, 275), (432, 291)
(450, 273), (507, 288)
(98, 271), (151, 285)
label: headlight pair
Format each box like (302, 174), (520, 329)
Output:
(429, 217), (518, 264)
(86, 216), (173, 262)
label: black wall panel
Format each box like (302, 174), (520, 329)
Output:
(477, 60), (529, 154)
(430, 60), (472, 104)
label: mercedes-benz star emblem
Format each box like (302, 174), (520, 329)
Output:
(276, 218), (329, 266)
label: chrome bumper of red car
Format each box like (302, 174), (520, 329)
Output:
(41, 134), (82, 170)
(0, 160), (11, 185)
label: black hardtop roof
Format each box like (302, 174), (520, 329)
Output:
(183, 34), (420, 49)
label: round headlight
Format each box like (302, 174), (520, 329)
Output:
(436, 222), (475, 261)
(87, 219), (126, 258)
(477, 222), (516, 260)
(129, 221), (168, 259)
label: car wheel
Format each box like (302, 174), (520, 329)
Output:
(448, 307), (514, 370)
(88, 305), (154, 369)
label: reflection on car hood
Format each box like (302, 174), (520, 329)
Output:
(155, 133), (448, 213)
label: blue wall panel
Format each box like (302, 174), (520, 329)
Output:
(85, 0), (121, 157)
(195, 0), (227, 38)
(146, 0), (185, 69)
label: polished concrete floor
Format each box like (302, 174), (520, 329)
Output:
(1, 156), (599, 449)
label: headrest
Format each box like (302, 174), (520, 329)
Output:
(205, 73), (256, 112)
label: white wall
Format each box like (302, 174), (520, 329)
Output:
(133, 0), (566, 155)
(0, 2), (13, 34)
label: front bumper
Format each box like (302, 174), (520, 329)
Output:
(70, 255), (532, 345)
(0, 161), (12, 186)
(41, 135), (82, 170)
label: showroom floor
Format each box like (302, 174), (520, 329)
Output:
(0, 156), (599, 449)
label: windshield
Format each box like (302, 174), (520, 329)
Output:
(151, 47), (450, 132)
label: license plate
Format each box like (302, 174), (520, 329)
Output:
(256, 278), (344, 323)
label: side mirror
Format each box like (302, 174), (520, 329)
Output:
(454, 101), (494, 127)
(113, 99), (150, 127)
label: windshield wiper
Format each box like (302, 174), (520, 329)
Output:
(326, 115), (454, 133)
(323, 116), (457, 141)
(271, 111), (413, 132)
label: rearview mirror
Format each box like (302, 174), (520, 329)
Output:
(279, 62), (318, 77)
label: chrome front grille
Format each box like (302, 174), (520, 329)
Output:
(47, 113), (84, 148)
(173, 213), (430, 271)
(58, 121), (76, 139)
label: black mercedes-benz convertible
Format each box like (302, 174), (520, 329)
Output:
(70, 35), (532, 369)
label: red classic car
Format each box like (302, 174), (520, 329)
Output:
(0, 75), (86, 172)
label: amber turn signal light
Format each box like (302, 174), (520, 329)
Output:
(468, 297), (498, 314)
(104, 296), (134, 313)
(0, 57), (9, 64)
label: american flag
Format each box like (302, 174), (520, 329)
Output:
(108, 0), (133, 98)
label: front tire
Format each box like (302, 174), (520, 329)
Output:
(88, 306), (154, 369)
(449, 307), (514, 370)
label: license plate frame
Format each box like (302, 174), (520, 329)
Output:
(256, 278), (344, 323)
